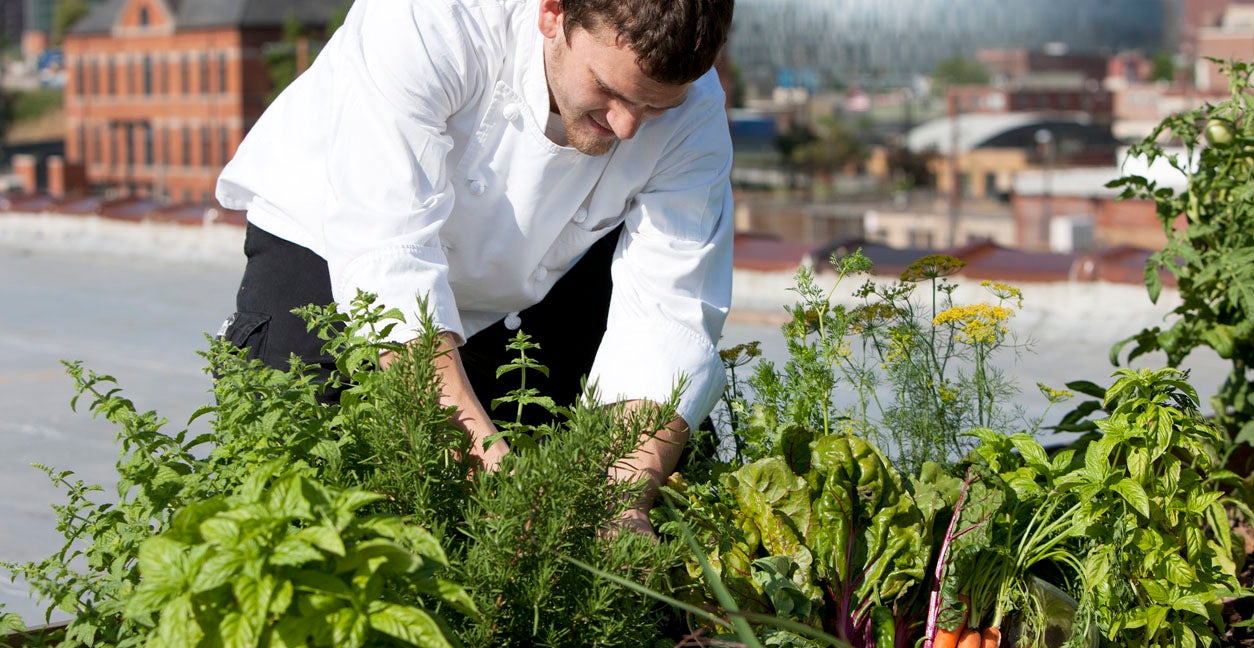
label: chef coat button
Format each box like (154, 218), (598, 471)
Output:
(573, 208), (589, 224)
(502, 103), (522, 122)
(504, 312), (522, 330)
(532, 266), (548, 282)
(468, 179), (486, 196)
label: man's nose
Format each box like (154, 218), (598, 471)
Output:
(606, 102), (645, 140)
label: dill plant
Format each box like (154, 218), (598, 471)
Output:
(729, 250), (1048, 474)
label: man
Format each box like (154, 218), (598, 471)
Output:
(216, 0), (735, 533)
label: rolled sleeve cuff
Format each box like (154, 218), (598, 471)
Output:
(332, 244), (465, 345)
(588, 317), (725, 428)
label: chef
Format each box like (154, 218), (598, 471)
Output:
(216, 0), (735, 535)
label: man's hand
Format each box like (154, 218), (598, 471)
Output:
(382, 333), (510, 474)
(607, 402), (689, 538)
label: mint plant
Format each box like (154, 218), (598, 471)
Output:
(123, 458), (472, 648)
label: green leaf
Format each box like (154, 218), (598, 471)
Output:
(1112, 478), (1151, 518)
(1146, 604), (1169, 637)
(150, 596), (203, 648)
(1009, 434), (1050, 472)
(331, 606), (369, 648)
(137, 536), (192, 599)
(294, 524), (346, 557)
(1172, 595), (1211, 619)
(192, 552), (245, 593)
(367, 602), (454, 648)
(271, 537), (326, 566)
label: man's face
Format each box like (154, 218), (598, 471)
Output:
(540, 4), (691, 156)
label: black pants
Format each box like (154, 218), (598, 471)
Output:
(222, 223), (616, 422)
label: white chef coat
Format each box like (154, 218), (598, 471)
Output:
(216, 0), (734, 427)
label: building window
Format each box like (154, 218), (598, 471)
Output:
(200, 54), (210, 94)
(139, 6), (149, 26)
(107, 60), (115, 95)
(143, 56), (152, 95)
(158, 56), (166, 94)
(161, 126), (170, 165)
(90, 60), (99, 95)
(125, 123), (135, 167)
(77, 127), (86, 164)
(218, 52), (227, 94)
(201, 126), (211, 166)
(144, 125), (154, 165)
(181, 55), (190, 95)
(182, 126), (191, 166)
(220, 127), (230, 163)
(74, 60), (84, 94)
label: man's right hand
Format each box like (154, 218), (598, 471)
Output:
(383, 332), (511, 475)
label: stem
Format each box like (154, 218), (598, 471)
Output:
(925, 466), (974, 648)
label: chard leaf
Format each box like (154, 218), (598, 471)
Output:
(808, 435), (929, 612)
(728, 458), (814, 581)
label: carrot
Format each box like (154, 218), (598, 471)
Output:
(980, 626), (1002, 648)
(933, 619), (967, 648)
(956, 628), (983, 648)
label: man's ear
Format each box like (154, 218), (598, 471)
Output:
(537, 0), (563, 39)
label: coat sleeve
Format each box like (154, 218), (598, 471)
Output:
(588, 85), (734, 428)
(217, 0), (489, 343)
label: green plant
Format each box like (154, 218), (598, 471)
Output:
(1107, 58), (1254, 449)
(735, 251), (1035, 475)
(123, 458), (473, 647)
(1, 294), (470, 647)
(305, 297), (688, 647)
(942, 368), (1242, 648)
(660, 431), (939, 647)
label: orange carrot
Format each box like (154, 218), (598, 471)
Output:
(933, 619), (967, 648)
(957, 628), (983, 648)
(980, 626), (1002, 648)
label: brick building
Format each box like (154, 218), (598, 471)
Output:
(60, 0), (342, 204)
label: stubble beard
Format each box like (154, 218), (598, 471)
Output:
(563, 112), (616, 156)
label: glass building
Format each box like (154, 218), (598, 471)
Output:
(730, 0), (1170, 93)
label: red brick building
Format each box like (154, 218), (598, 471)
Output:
(60, 0), (341, 204)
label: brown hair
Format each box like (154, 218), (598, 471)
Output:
(561, 0), (734, 86)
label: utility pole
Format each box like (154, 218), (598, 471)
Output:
(946, 89), (961, 249)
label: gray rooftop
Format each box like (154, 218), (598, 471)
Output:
(71, 0), (345, 34)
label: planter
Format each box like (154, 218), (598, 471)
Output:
(2, 621), (67, 648)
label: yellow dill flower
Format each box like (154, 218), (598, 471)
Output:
(981, 280), (1024, 308)
(932, 303), (1014, 345)
(849, 302), (898, 334)
(1037, 382), (1074, 404)
(901, 254), (967, 283)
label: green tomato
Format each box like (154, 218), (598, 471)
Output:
(1204, 118), (1236, 148)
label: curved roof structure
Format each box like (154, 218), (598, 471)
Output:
(905, 111), (1103, 155)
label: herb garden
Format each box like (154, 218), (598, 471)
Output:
(4, 61), (1254, 648)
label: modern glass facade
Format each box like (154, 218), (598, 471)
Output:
(730, 0), (1169, 92)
